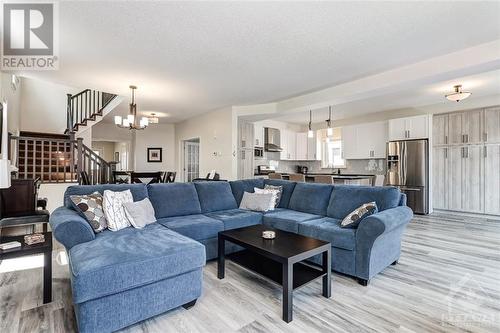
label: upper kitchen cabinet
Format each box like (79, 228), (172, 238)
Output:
(343, 121), (388, 159)
(448, 109), (483, 144)
(388, 115), (429, 141)
(307, 132), (321, 161)
(432, 114), (448, 146)
(239, 122), (254, 149)
(484, 107), (500, 143)
(280, 129), (296, 160)
(254, 124), (264, 147)
(295, 132), (308, 160)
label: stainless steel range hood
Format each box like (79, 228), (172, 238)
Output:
(264, 127), (283, 152)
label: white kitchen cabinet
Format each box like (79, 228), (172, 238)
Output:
(342, 122), (387, 159)
(307, 131), (321, 160)
(433, 114), (448, 146)
(484, 107), (500, 143)
(280, 130), (297, 160)
(254, 124), (264, 147)
(432, 147), (448, 210)
(388, 115), (429, 140)
(484, 144), (500, 215)
(296, 132), (308, 160)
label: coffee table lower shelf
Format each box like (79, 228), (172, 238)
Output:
(227, 249), (325, 290)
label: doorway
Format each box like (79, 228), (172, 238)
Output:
(183, 138), (200, 182)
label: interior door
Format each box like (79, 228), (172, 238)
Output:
(462, 145), (483, 213)
(484, 144), (500, 215)
(448, 146), (463, 211)
(432, 147), (448, 210)
(184, 141), (200, 182)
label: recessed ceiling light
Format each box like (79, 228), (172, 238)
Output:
(445, 85), (471, 102)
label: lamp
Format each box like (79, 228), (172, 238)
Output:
(308, 110), (314, 138)
(115, 85), (148, 130)
(445, 85), (471, 102)
(0, 101), (11, 188)
(326, 106), (333, 137)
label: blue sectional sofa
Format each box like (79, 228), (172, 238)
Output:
(50, 179), (413, 333)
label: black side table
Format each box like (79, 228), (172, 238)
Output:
(0, 232), (53, 303)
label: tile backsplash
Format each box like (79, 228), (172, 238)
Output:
(255, 152), (386, 175)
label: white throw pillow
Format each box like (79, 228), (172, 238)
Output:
(103, 189), (134, 231)
(239, 191), (275, 212)
(254, 187), (279, 210)
(123, 198), (157, 229)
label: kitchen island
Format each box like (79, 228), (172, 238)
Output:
(255, 173), (375, 186)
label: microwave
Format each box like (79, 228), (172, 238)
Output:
(254, 147), (264, 158)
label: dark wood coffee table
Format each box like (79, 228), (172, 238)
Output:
(0, 232), (53, 303)
(217, 225), (331, 323)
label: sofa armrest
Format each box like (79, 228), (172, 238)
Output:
(49, 207), (95, 249)
(357, 206), (413, 239)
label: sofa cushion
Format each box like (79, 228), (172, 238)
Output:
(147, 183), (201, 218)
(64, 184), (148, 209)
(230, 179), (265, 205)
(157, 214), (223, 240)
(298, 217), (356, 251)
(194, 182), (238, 213)
(263, 209), (321, 233)
(205, 209), (262, 230)
(327, 185), (401, 220)
(264, 179), (296, 208)
(288, 183), (333, 216)
(69, 223), (205, 303)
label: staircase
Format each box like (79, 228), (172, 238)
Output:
(9, 88), (121, 185)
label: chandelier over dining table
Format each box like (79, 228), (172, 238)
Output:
(114, 85), (149, 130)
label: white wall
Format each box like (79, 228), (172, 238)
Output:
(92, 141), (115, 162)
(38, 183), (76, 212)
(134, 124), (175, 172)
(175, 107), (238, 181)
(20, 77), (80, 134)
(0, 73), (22, 135)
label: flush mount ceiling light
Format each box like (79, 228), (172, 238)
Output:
(308, 110), (314, 138)
(115, 85), (149, 130)
(445, 85), (471, 102)
(325, 106), (333, 137)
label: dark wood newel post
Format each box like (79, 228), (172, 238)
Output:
(66, 93), (73, 133)
(76, 137), (83, 183)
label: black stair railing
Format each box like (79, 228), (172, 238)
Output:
(66, 89), (117, 134)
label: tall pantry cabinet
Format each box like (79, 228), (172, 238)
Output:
(432, 107), (500, 215)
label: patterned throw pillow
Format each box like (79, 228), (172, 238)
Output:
(254, 187), (279, 210)
(340, 202), (378, 229)
(103, 189), (134, 231)
(70, 192), (107, 233)
(264, 184), (283, 207)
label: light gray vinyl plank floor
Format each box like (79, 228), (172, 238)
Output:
(1, 212), (499, 332)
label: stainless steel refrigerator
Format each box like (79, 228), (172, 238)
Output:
(386, 139), (429, 214)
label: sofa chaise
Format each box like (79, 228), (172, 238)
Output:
(50, 179), (413, 332)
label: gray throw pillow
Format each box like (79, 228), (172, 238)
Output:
(239, 191), (275, 212)
(122, 198), (157, 229)
(341, 202), (378, 228)
(70, 192), (107, 233)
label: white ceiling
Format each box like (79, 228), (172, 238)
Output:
(271, 69), (500, 124)
(15, 1), (500, 123)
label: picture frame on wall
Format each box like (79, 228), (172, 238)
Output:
(147, 147), (162, 163)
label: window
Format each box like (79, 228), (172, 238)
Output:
(322, 139), (345, 168)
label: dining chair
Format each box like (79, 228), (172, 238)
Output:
(130, 172), (163, 184)
(163, 171), (177, 183)
(79, 171), (90, 185)
(289, 174), (306, 182)
(314, 175), (334, 184)
(113, 171), (131, 184)
(268, 173), (283, 180)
